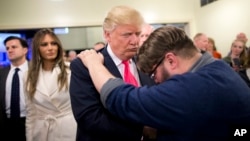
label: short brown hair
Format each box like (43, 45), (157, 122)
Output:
(137, 26), (198, 74)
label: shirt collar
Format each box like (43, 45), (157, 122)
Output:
(107, 44), (131, 66)
(189, 51), (215, 72)
(11, 60), (29, 72)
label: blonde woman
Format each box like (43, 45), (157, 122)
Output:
(222, 39), (247, 71)
(239, 49), (250, 87)
(25, 29), (76, 141)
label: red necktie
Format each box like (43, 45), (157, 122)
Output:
(122, 60), (139, 87)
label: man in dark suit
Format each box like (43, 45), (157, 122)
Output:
(0, 36), (29, 141)
(69, 5), (155, 141)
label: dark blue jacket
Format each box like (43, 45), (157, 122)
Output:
(103, 60), (250, 141)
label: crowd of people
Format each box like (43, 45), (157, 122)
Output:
(0, 5), (250, 141)
(192, 32), (249, 74)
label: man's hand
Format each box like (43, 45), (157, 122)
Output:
(78, 49), (104, 69)
(77, 49), (113, 93)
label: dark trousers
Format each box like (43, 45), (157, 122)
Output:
(5, 117), (26, 141)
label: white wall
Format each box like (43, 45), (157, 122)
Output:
(0, 0), (196, 50)
(55, 26), (105, 49)
(56, 27), (88, 50)
(194, 0), (250, 57)
(0, 0), (195, 28)
(2, 0), (249, 55)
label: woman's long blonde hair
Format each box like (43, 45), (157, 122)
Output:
(26, 28), (69, 99)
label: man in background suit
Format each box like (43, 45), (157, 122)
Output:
(93, 41), (106, 51)
(0, 36), (29, 141)
(193, 33), (208, 52)
(70, 5), (155, 141)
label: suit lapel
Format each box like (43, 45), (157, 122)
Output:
(101, 47), (123, 79)
(132, 56), (155, 86)
(0, 66), (10, 114)
(100, 47), (155, 86)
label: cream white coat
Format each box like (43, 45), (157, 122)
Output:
(25, 65), (76, 141)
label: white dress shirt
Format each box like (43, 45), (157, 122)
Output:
(107, 45), (141, 86)
(5, 61), (28, 118)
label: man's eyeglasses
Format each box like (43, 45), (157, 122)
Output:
(149, 56), (165, 79)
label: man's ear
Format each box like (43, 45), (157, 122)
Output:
(24, 47), (28, 55)
(104, 31), (111, 42)
(165, 52), (178, 69)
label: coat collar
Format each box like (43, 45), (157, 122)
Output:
(36, 65), (61, 96)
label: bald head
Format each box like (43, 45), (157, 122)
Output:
(236, 32), (248, 44)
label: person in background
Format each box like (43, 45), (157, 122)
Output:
(193, 33), (208, 52)
(138, 23), (154, 47)
(222, 39), (247, 72)
(236, 32), (249, 55)
(63, 50), (70, 66)
(0, 36), (29, 141)
(78, 26), (250, 141)
(67, 50), (77, 62)
(238, 48), (250, 87)
(236, 32), (248, 46)
(70, 5), (155, 141)
(24, 28), (76, 141)
(207, 37), (222, 59)
(63, 50), (67, 62)
(93, 41), (106, 51)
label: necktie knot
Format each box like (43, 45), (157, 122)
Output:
(15, 68), (20, 73)
(122, 60), (139, 87)
(122, 60), (129, 66)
